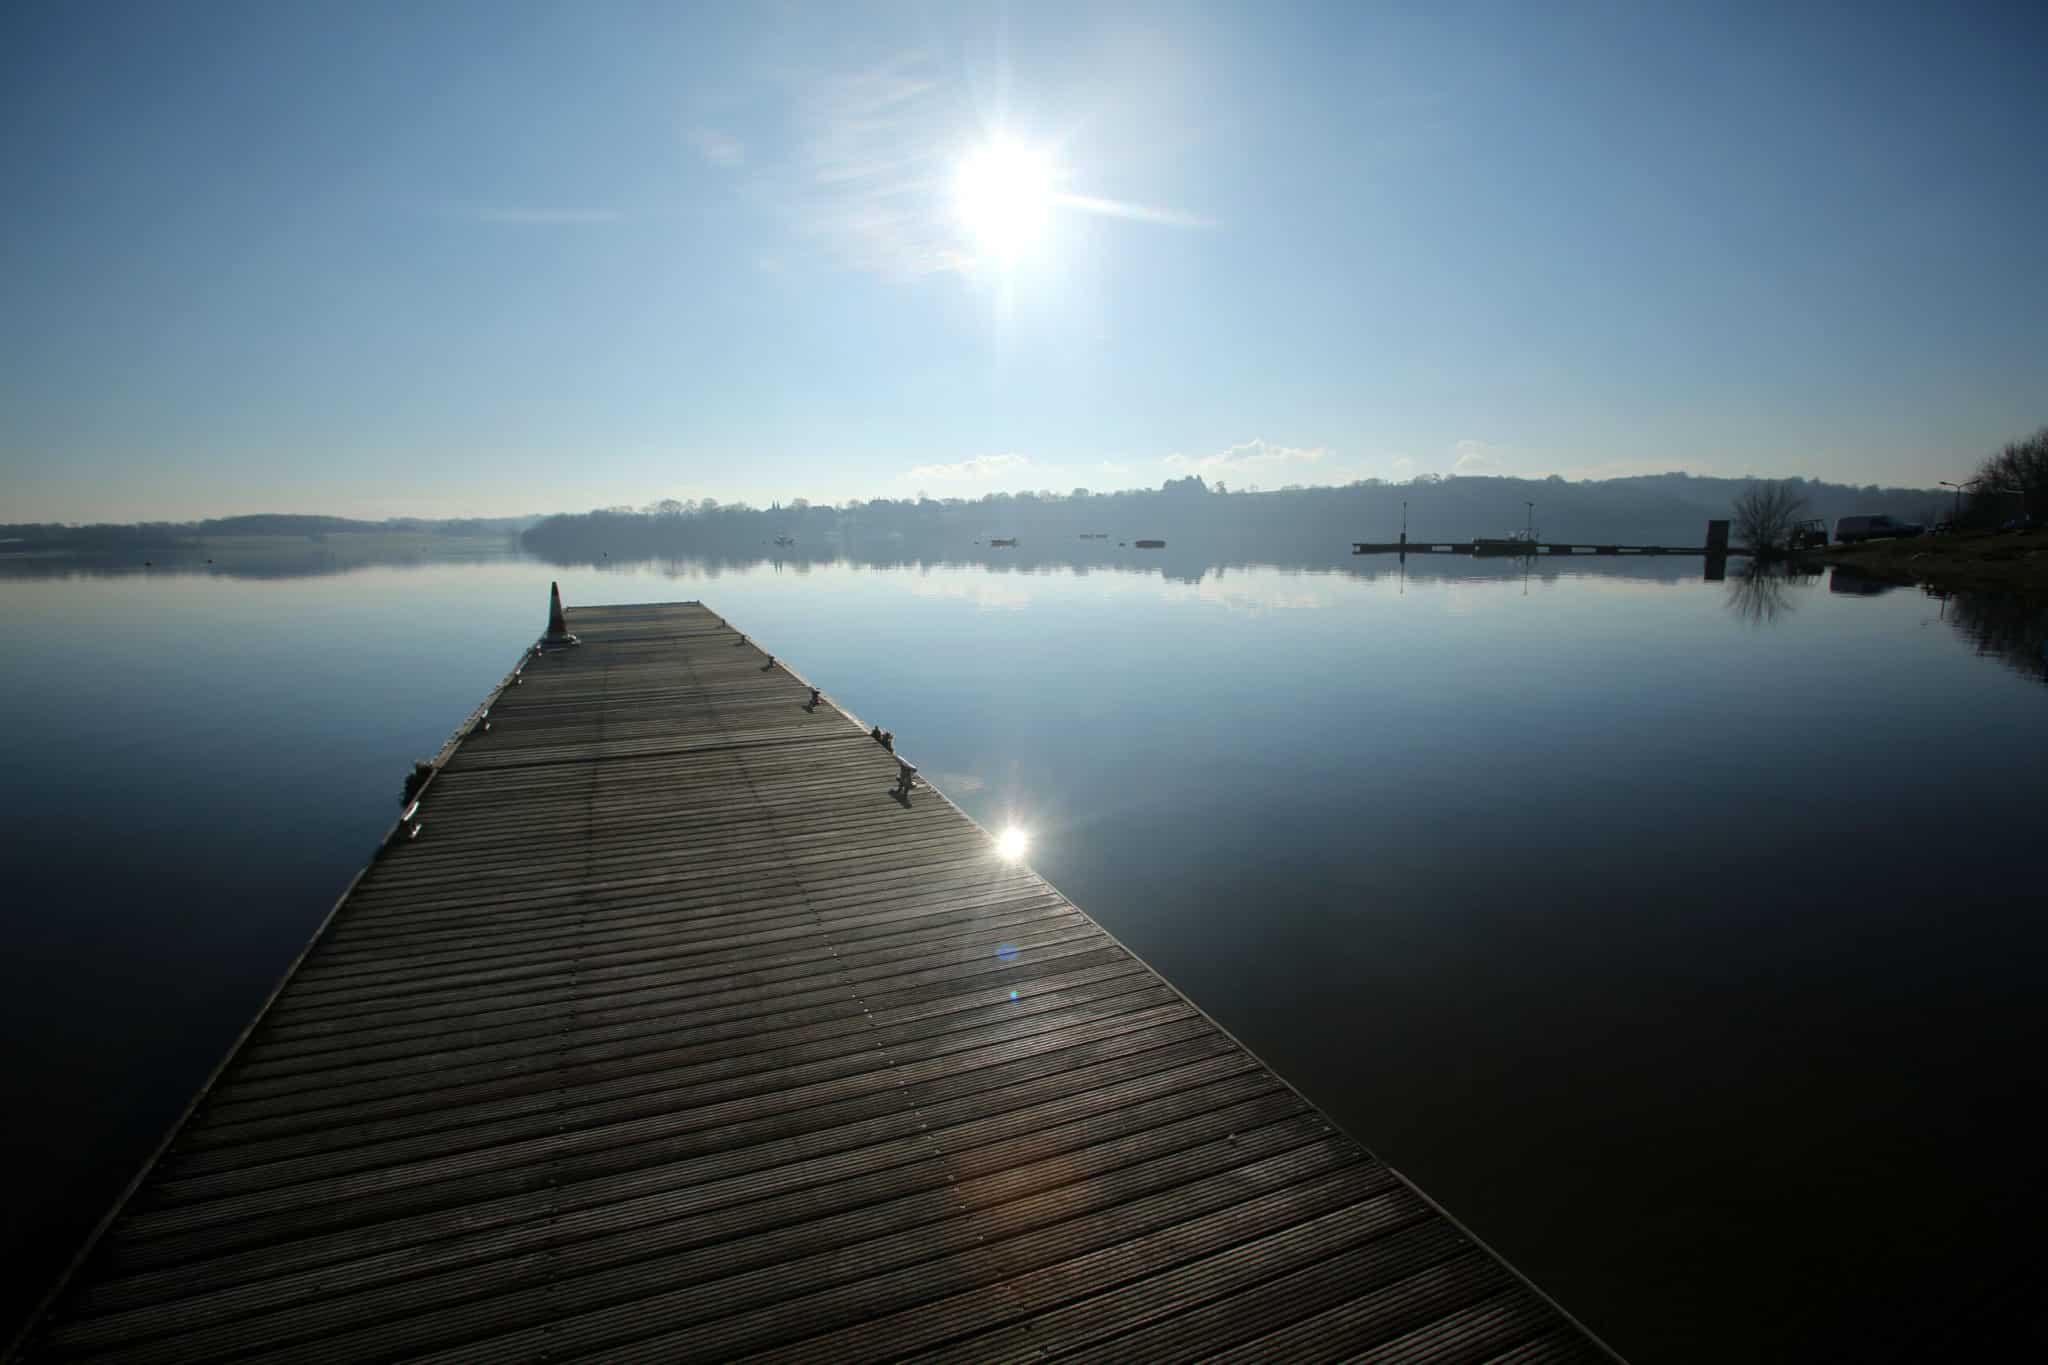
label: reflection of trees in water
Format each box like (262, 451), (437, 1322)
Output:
(559, 544), (1725, 591)
(1725, 561), (1820, 627)
(1930, 588), (2048, 686)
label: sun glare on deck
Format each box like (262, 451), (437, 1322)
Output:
(996, 825), (1031, 861)
(954, 139), (1053, 257)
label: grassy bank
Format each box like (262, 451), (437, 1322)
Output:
(1825, 529), (2048, 599)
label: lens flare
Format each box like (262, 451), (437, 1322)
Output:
(996, 826), (1030, 861)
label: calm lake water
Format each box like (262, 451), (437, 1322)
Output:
(3, 548), (2044, 1361)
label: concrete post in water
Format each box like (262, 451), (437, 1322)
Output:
(1704, 518), (1731, 581)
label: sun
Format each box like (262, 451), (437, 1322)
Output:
(995, 825), (1031, 861)
(953, 139), (1053, 257)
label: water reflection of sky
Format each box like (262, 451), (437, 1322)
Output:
(1, 552), (2044, 1361)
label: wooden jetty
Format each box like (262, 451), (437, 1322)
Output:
(12, 596), (1614, 1363)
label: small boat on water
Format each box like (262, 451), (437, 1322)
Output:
(1134, 539), (1166, 549)
(989, 537), (1018, 548)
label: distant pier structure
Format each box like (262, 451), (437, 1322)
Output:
(1354, 521), (1742, 558)
(13, 594), (1615, 1364)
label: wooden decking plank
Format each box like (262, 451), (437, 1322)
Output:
(50, 1077), (1300, 1360)
(1064, 1237), (1501, 1363)
(236, 892), (1075, 1068)
(75, 1044), (1255, 1321)
(279, 885), (1070, 1004)
(127, 1001), (1202, 1236)
(319, 861), (1052, 965)
(165, 961), (1171, 1186)
(103, 1015), (1223, 1266)
(87, 1114), (1337, 1364)
(170, 966), (1159, 1176)
(151, 982), (1182, 1202)
(184, 964), (1174, 1148)
(174, 946), (1149, 1156)
(235, 913), (1099, 1042)
(315, 860), (1046, 966)
(745, 1171), (1427, 1364)
(211, 956), (1151, 1133)
(336, 1125), (1348, 1365)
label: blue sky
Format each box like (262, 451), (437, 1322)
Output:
(5, 1), (2045, 520)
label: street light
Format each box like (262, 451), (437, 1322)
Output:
(1939, 479), (1976, 523)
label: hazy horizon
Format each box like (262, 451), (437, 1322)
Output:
(7, 3), (2045, 522)
(2, 462), (1957, 534)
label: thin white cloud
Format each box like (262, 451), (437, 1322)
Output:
(1163, 438), (1331, 476)
(686, 126), (746, 168)
(472, 207), (622, 225)
(907, 452), (1033, 481)
(779, 56), (966, 278)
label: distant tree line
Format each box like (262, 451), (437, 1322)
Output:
(0, 514), (536, 556)
(8, 471), (1960, 565)
(521, 471), (1947, 563)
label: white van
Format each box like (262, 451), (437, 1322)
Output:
(1835, 514), (1923, 544)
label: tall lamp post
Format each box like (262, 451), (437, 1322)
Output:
(1940, 479), (1975, 525)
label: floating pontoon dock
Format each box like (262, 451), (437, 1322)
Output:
(13, 597), (1613, 1363)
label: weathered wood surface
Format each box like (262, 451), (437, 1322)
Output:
(16, 600), (1613, 1363)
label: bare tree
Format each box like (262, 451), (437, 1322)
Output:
(1964, 425), (2047, 527)
(1732, 480), (1808, 556)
